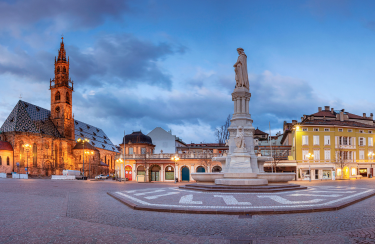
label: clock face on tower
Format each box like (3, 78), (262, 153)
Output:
(55, 106), (60, 113)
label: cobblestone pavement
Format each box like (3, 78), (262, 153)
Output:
(109, 185), (375, 214)
(3, 179), (375, 243)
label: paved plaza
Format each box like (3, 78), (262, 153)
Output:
(2, 179), (375, 243)
(109, 185), (375, 214)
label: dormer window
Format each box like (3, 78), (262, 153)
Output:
(75, 121), (78, 125)
(96, 129), (99, 132)
(10, 117), (14, 123)
(36, 107), (40, 112)
(104, 140), (107, 144)
(93, 132), (97, 136)
(79, 127), (83, 132)
(104, 136), (107, 139)
(102, 144), (105, 148)
(80, 133), (84, 137)
(92, 142), (95, 146)
(86, 125), (90, 129)
(93, 137), (96, 141)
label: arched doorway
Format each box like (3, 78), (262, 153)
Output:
(125, 165), (132, 181)
(150, 165), (161, 181)
(212, 166), (222, 172)
(181, 166), (190, 181)
(196, 166), (205, 173)
(343, 166), (350, 179)
(165, 165), (174, 181)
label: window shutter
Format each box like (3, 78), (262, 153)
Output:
(335, 136), (339, 147)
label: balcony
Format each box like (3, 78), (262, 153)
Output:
(118, 152), (225, 160)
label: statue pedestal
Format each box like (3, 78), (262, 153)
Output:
(215, 173), (268, 186)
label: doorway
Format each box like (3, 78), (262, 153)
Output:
(181, 167), (190, 181)
(151, 165), (160, 181)
(125, 165), (132, 181)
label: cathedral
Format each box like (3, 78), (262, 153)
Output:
(0, 38), (118, 177)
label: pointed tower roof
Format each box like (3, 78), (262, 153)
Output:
(57, 37), (66, 62)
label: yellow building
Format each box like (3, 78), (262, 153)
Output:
(289, 106), (375, 180)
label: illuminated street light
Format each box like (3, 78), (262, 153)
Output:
(170, 155), (180, 184)
(77, 138), (89, 179)
(306, 153), (314, 182)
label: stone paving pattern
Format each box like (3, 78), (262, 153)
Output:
(110, 185), (375, 214)
(2, 178), (375, 243)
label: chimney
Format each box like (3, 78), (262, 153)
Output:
(340, 111), (344, 121)
(363, 113), (366, 118)
(371, 113), (373, 120)
(342, 109), (345, 113)
(292, 120), (297, 125)
(318, 107), (322, 112)
(325, 106), (330, 111)
(331, 108), (334, 114)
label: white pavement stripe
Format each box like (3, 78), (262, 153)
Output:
(310, 190), (356, 193)
(145, 192), (180, 199)
(179, 195), (202, 204)
(134, 190), (165, 196)
(288, 194), (342, 197)
(125, 188), (156, 193)
(214, 195), (251, 205)
(258, 195), (324, 204)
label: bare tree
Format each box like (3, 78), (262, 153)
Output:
(334, 148), (348, 179)
(216, 114), (231, 144)
(199, 151), (212, 172)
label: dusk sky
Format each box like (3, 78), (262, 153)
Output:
(1, 0), (375, 145)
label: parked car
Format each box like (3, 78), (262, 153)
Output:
(95, 174), (107, 179)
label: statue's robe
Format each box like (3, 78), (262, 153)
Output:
(235, 53), (249, 89)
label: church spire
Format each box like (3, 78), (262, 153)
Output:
(57, 37), (66, 62)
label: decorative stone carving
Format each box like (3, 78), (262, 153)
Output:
(234, 126), (246, 149)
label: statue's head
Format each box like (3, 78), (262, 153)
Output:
(237, 48), (244, 54)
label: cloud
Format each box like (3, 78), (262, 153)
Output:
(0, 0), (128, 33)
(0, 33), (183, 89)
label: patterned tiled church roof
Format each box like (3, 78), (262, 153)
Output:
(0, 100), (60, 137)
(0, 100), (119, 153)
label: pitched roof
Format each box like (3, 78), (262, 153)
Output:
(0, 100), (118, 153)
(0, 141), (13, 151)
(302, 119), (375, 128)
(254, 128), (268, 135)
(311, 110), (336, 118)
(0, 100), (60, 137)
(74, 120), (119, 153)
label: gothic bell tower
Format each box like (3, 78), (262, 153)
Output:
(50, 37), (74, 140)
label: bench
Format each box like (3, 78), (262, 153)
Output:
(349, 175), (363, 179)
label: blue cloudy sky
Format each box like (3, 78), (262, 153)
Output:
(1, 0), (375, 145)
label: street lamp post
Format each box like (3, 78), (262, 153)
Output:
(116, 159), (123, 182)
(77, 138), (89, 179)
(85, 151), (94, 179)
(306, 153), (314, 182)
(170, 155), (180, 184)
(22, 144), (32, 178)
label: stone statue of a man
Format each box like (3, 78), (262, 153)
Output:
(233, 48), (249, 89)
(234, 126), (246, 149)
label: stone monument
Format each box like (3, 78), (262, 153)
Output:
(214, 48), (267, 185)
(190, 48), (295, 186)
